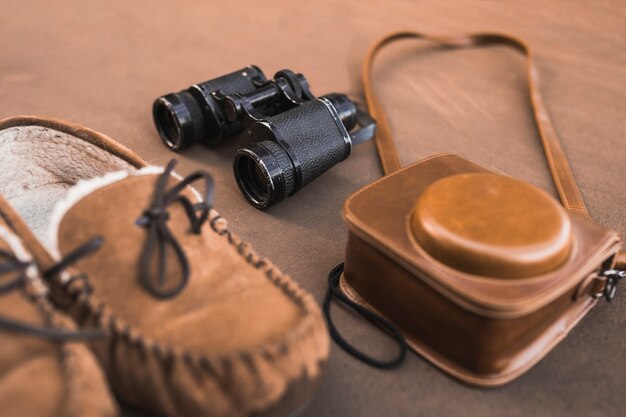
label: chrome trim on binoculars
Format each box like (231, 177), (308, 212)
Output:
(318, 97), (353, 160)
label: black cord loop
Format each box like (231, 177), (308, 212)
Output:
(137, 159), (215, 299)
(323, 263), (407, 369)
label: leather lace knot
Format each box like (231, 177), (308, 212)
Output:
(137, 159), (215, 299)
(143, 207), (170, 222)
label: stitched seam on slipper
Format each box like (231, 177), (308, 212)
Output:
(61, 208), (324, 375)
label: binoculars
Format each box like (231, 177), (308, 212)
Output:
(152, 66), (375, 209)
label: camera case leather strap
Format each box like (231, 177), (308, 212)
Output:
(362, 30), (625, 272)
(325, 31), (624, 386)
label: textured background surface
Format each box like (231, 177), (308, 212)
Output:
(1, 1), (625, 416)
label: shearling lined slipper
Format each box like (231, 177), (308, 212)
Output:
(0, 116), (329, 417)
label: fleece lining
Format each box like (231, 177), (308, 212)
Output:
(0, 125), (134, 247)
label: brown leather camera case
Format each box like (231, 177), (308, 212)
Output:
(340, 153), (621, 386)
(337, 31), (625, 386)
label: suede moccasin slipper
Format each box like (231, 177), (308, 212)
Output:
(0, 216), (117, 417)
(0, 116), (329, 417)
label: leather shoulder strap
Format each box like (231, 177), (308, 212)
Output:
(362, 31), (591, 218)
(362, 31), (626, 269)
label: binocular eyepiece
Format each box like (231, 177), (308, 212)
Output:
(153, 66), (375, 209)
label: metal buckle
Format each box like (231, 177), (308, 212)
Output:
(600, 269), (626, 301)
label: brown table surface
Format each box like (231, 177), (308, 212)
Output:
(2, 1), (626, 416)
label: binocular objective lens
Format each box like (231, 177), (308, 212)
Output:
(239, 154), (271, 203)
(153, 99), (182, 149)
(152, 91), (204, 152)
(233, 141), (296, 210)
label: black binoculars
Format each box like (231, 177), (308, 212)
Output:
(152, 66), (375, 209)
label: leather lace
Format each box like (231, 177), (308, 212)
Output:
(136, 159), (214, 299)
(1, 242), (105, 342)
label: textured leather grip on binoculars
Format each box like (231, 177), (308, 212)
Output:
(361, 31), (625, 270)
